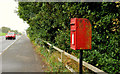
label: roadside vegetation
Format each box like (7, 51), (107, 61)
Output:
(0, 33), (6, 36)
(33, 41), (95, 73)
(18, 2), (120, 73)
(32, 41), (70, 72)
(0, 27), (22, 35)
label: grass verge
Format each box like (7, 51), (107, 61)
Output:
(32, 41), (94, 73)
(0, 33), (6, 36)
(32, 41), (70, 72)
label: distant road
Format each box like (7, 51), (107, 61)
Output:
(0, 35), (21, 55)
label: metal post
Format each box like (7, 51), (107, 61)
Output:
(61, 52), (62, 62)
(79, 50), (83, 74)
(61, 51), (63, 72)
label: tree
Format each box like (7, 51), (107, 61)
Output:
(2, 27), (11, 33)
(11, 30), (18, 34)
(1, 26), (21, 34)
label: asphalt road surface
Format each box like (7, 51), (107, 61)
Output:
(1, 35), (47, 72)
(0, 36), (21, 55)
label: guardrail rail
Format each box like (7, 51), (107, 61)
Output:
(37, 39), (107, 74)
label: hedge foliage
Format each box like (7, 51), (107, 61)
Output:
(17, 2), (120, 73)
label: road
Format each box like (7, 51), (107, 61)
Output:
(1, 35), (47, 72)
(0, 36), (21, 55)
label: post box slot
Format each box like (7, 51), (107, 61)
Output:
(71, 24), (76, 30)
(70, 24), (75, 25)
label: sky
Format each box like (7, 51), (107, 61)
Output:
(0, 0), (29, 32)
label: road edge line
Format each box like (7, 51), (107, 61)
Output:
(0, 35), (22, 56)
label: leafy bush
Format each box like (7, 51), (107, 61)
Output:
(18, 2), (120, 73)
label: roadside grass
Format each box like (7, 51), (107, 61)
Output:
(0, 33), (6, 36)
(32, 41), (70, 72)
(32, 41), (94, 73)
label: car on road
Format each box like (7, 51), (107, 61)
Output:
(5, 32), (16, 40)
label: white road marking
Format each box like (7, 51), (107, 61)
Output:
(0, 36), (22, 56)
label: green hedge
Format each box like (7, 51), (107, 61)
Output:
(18, 2), (120, 73)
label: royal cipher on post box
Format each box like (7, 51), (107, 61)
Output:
(70, 18), (92, 50)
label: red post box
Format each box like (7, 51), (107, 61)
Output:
(70, 18), (92, 50)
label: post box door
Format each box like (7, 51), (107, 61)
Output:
(70, 18), (77, 50)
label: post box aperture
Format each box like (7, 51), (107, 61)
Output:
(70, 18), (92, 50)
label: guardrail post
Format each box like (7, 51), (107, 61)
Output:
(61, 51), (63, 63)
(61, 51), (63, 72)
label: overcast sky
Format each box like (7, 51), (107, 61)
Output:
(0, 0), (29, 32)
